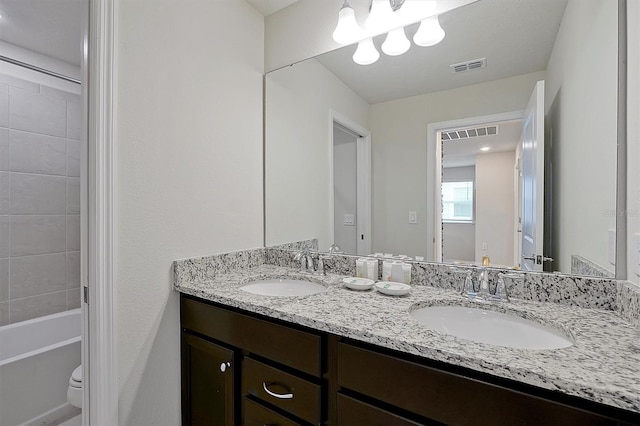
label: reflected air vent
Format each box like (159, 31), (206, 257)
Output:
(450, 58), (487, 73)
(441, 125), (498, 141)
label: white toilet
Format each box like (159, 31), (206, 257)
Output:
(67, 365), (83, 408)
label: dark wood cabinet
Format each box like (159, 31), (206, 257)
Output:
(180, 294), (640, 426)
(181, 333), (236, 426)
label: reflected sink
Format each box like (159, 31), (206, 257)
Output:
(410, 305), (573, 350)
(239, 278), (327, 297)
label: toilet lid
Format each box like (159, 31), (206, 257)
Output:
(71, 365), (82, 384)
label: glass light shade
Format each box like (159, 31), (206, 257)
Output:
(366, 0), (394, 34)
(332, 4), (362, 44)
(381, 27), (410, 56)
(353, 38), (380, 65)
(413, 15), (445, 47)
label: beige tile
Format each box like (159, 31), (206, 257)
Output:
(10, 253), (67, 299)
(67, 288), (81, 309)
(10, 173), (66, 214)
(67, 178), (80, 214)
(67, 214), (81, 251)
(10, 215), (66, 256)
(9, 130), (66, 175)
(67, 251), (81, 289)
(0, 258), (8, 302)
(0, 301), (9, 326)
(0, 215), (8, 258)
(66, 140), (81, 177)
(66, 100), (82, 141)
(0, 171), (8, 214)
(9, 291), (67, 323)
(0, 128), (8, 171)
(9, 86), (66, 138)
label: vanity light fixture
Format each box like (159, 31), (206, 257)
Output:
(333, 0), (445, 66)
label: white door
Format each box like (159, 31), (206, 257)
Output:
(520, 81), (545, 271)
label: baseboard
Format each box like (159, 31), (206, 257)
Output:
(21, 403), (80, 426)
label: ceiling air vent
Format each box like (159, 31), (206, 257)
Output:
(450, 58), (487, 74)
(441, 125), (498, 141)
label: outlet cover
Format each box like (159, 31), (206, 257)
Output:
(344, 214), (355, 226)
(608, 229), (616, 265)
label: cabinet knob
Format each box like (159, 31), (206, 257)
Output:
(219, 362), (231, 373)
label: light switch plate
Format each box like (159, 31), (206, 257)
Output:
(409, 211), (417, 224)
(344, 214), (355, 226)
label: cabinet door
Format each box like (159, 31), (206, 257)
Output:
(182, 332), (235, 426)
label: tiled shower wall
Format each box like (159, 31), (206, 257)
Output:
(0, 73), (81, 325)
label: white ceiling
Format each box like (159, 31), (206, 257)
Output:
(245, 0), (298, 16)
(0, 0), (84, 66)
(315, 0), (568, 104)
(442, 119), (522, 168)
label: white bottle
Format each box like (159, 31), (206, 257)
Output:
(402, 262), (411, 284)
(382, 260), (393, 281)
(356, 258), (367, 278)
(391, 261), (404, 282)
(366, 259), (379, 281)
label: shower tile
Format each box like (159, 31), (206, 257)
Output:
(0, 216), (8, 258)
(0, 128), (8, 171)
(66, 140), (81, 177)
(67, 100), (82, 141)
(9, 86), (66, 138)
(67, 251), (81, 289)
(0, 74), (39, 92)
(10, 253), (67, 299)
(67, 214), (81, 251)
(0, 87), (8, 128)
(0, 172), (8, 215)
(0, 302), (8, 326)
(40, 86), (81, 104)
(10, 174), (66, 214)
(0, 258), (8, 302)
(10, 215), (66, 256)
(67, 288), (81, 309)
(67, 177), (80, 214)
(9, 130), (66, 175)
(9, 291), (67, 323)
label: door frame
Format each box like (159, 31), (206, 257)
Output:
(329, 110), (371, 255)
(84, 0), (118, 424)
(426, 111), (524, 263)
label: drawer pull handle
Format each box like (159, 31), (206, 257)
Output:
(262, 382), (293, 399)
(220, 362), (231, 373)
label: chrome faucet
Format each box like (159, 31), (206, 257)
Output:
(294, 250), (328, 275)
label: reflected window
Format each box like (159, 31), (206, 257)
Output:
(442, 181), (473, 222)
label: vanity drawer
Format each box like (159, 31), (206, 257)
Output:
(181, 296), (321, 376)
(337, 342), (625, 426)
(337, 393), (423, 426)
(242, 357), (321, 425)
(243, 397), (301, 426)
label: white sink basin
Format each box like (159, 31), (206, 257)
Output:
(410, 305), (573, 350)
(239, 278), (327, 297)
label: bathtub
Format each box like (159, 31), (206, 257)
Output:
(0, 309), (81, 426)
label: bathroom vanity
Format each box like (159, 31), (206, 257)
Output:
(175, 249), (640, 426)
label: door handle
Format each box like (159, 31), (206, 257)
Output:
(219, 362), (231, 373)
(262, 382), (294, 399)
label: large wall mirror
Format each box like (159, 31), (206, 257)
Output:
(265, 0), (620, 278)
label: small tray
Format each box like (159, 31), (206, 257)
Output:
(375, 281), (411, 296)
(343, 277), (375, 291)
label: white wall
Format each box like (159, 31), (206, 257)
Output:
(333, 126), (358, 255)
(545, 0), (617, 273)
(369, 71), (544, 258)
(475, 151), (516, 266)
(442, 166), (475, 262)
(627, 0), (640, 284)
(115, 1), (264, 424)
(265, 59), (369, 250)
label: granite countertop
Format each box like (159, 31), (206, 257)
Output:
(174, 264), (640, 414)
